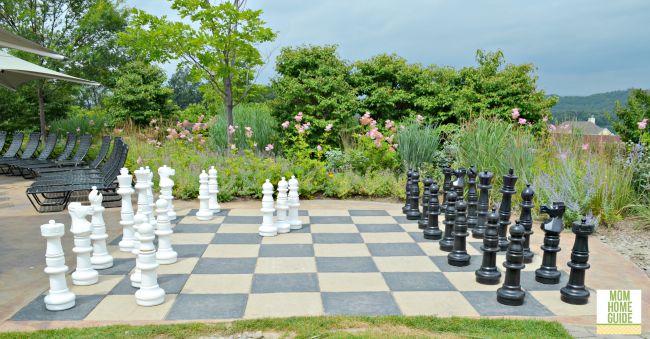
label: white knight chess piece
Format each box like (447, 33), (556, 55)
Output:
(89, 187), (113, 269)
(68, 202), (98, 286)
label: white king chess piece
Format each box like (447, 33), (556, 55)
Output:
(258, 179), (277, 237)
(155, 198), (177, 264)
(287, 175), (303, 230)
(196, 170), (213, 220)
(158, 165), (177, 220)
(274, 177), (291, 234)
(68, 202), (98, 285)
(208, 166), (221, 213)
(117, 167), (136, 252)
(88, 187), (113, 269)
(41, 220), (76, 311)
(134, 213), (166, 306)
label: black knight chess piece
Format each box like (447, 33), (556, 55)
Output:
(418, 177), (433, 229)
(535, 202), (565, 284)
(498, 169), (518, 251)
(402, 169), (413, 214)
(441, 166), (453, 210)
(496, 220), (526, 306)
(424, 181), (442, 240)
(466, 167), (478, 230)
(406, 171), (422, 220)
(439, 190), (457, 252)
(476, 208), (502, 284)
(454, 168), (467, 198)
(448, 200), (471, 266)
(472, 170), (493, 239)
(561, 217), (595, 305)
(520, 184), (535, 263)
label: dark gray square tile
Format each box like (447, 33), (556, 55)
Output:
(223, 216), (263, 224)
(312, 233), (363, 244)
(212, 233), (262, 244)
(357, 224), (403, 232)
(213, 208), (231, 216)
(259, 244), (314, 257)
(11, 295), (104, 321)
(367, 243), (424, 256)
(175, 244), (208, 258)
(430, 255), (481, 272)
(349, 210), (390, 216)
(316, 257), (378, 272)
(193, 258), (257, 274)
(108, 234), (122, 246)
(322, 292), (401, 315)
(251, 273), (319, 293)
(174, 223), (220, 233)
(184, 209), (199, 216)
(289, 224), (311, 233)
(392, 215), (415, 224)
(110, 274), (189, 295)
(520, 271), (569, 291)
(167, 294), (247, 320)
(383, 272), (455, 291)
(99, 258), (135, 275)
(310, 216), (353, 224)
(408, 231), (430, 242)
(461, 291), (554, 316)
(185, 208), (230, 217)
(298, 209), (309, 216)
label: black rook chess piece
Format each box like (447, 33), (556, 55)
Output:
(418, 177), (433, 229)
(424, 181), (443, 240)
(466, 167), (478, 230)
(402, 169), (413, 214)
(439, 191), (457, 252)
(472, 170), (493, 239)
(448, 200), (471, 266)
(406, 171), (422, 220)
(496, 220), (526, 306)
(520, 184), (535, 263)
(454, 168), (467, 198)
(476, 209), (502, 284)
(441, 166), (453, 210)
(535, 202), (565, 284)
(561, 217), (595, 305)
(498, 169), (518, 251)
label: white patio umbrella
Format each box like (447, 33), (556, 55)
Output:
(0, 51), (99, 90)
(0, 27), (65, 60)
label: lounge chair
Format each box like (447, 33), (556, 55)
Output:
(21, 134), (91, 178)
(4, 133), (57, 175)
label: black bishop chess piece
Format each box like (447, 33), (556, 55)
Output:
(535, 202), (565, 284)
(472, 170), (493, 239)
(424, 181), (442, 240)
(561, 217), (595, 305)
(498, 169), (518, 251)
(439, 190), (457, 252)
(448, 200), (471, 266)
(441, 166), (453, 210)
(418, 177), (433, 229)
(454, 168), (467, 198)
(406, 171), (422, 220)
(476, 208), (502, 284)
(520, 184), (535, 263)
(496, 220), (526, 306)
(402, 169), (413, 214)
(466, 167), (478, 230)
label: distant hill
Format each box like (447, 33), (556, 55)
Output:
(549, 89), (633, 131)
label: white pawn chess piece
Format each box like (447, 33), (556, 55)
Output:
(155, 198), (177, 264)
(117, 168), (136, 252)
(41, 220), (76, 311)
(145, 166), (156, 226)
(68, 202), (98, 286)
(258, 179), (277, 237)
(158, 165), (177, 220)
(208, 166), (221, 213)
(88, 187), (113, 269)
(133, 167), (149, 255)
(287, 176), (303, 230)
(130, 214), (146, 287)
(274, 177), (291, 234)
(196, 170), (213, 220)
(134, 213), (166, 306)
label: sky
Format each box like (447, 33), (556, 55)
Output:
(125, 0), (650, 96)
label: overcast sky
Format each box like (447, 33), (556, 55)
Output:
(125, 0), (650, 96)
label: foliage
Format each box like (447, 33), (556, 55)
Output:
(49, 106), (112, 136)
(551, 89), (631, 130)
(396, 121), (442, 169)
(611, 89), (650, 143)
(168, 65), (203, 109)
(209, 104), (277, 152)
(0, 82), (74, 132)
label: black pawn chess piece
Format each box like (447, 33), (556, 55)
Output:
(406, 171), (422, 220)
(476, 209), (502, 284)
(418, 177), (433, 229)
(498, 169), (518, 251)
(448, 200), (471, 266)
(441, 166), (453, 210)
(535, 202), (565, 284)
(561, 217), (595, 305)
(472, 170), (493, 239)
(520, 184), (535, 263)
(439, 191), (457, 252)
(402, 169), (413, 214)
(496, 220), (526, 306)
(466, 167), (478, 230)
(424, 181), (442, 240)
(454, 168), (467, 198)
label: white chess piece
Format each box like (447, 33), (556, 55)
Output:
(258, 179), (277, 237)
(88, 187), (113, 269)
(208, 166), (221, 213)
(133, 167), (149, 255)
(130, 214), (146, 287)
(68, 202), (98, 286)
(145, 166), (156, 226)
(196, 170), (213, 220)
(287, 175), (303, 230)
(134, 213), (165, 306)
(158, 165), (177, 220)
(274, 177), (291, 234)
(117, 168), (136, 252)
(155, 198), (177, 264)
(41, 220), (76, 311)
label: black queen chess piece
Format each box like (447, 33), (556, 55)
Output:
(448, 200), (471, 266)
(472, 170), (493, 239)
(439, 190), (457, 252)
(423, 181), (442, 240)
(520, 184), (535, 263)
(402, 169), (413, 214)
(418, 177), (433, 229)
(535, 202), (565, 284)
(498, 169), (518, 251)
(466, 167), (479, 230)
(496, 220), (526, 306)
(561, 217), (595, 305)
(441, 166), (453, 210)
(475, 208), (501, 284)
(406, 171), (422, 220)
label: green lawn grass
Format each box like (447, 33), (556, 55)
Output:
(1, 316), (571, 338)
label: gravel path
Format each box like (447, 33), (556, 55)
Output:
(598, 222), (650, 278)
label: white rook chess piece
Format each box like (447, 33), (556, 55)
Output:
(117, 168), (136, 252)
(41, 220), (76, 311)
(258, 179), (277, 237)
(274, 177), (290, 234)
(196, 170), (213, 220)
(287, 176), (303, 230)
(89, 187), (113, 269)
(133, 167), (149, 255)
(208, 166), (221, 213)
(134, 213), (165, 306)
(68, 202), (98, 286)
(145, 166), (156, 226)
(130, 214), (146, 287)
(155, 198), (177, 264)
(158, 165), (177, 221)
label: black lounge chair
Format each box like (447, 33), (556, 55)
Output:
(18, 133), (77, 178)
(0, 132), (41, 174)
(0, 132), (25, 161)
(21, 134), (91, 178)
(0, 131), (7, 152)
(4, 133), (57, 175)
(37, 136), (112, 175)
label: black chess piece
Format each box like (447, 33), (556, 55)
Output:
(561, 217), (595, 305)
(418, 177), (433, 229)
(441, 166), (453, 210)
(424, 181), (442, 240)
(402, 169), (413, 214)
(454, 168), (467, 198)
(406, 171), (422, 220)
(466, 167), (478, 230)
(476, 209), (502, 284)
(472, 170), (493, 239)
(439, 191), (457, 252)
(535, 202), (565, 284)
(520, 184), (535, 263)
(498, 169), (518, 251)
(497, 220), (526, 306)
(448, 200), (471, 266)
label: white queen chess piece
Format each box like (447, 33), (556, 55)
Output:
(133, 167), (150, 255)
(134, 213), (166, 306)
(158, 165), (177, 220)
(89, 187), (113, 269)
(68, 202), (98, 286)
(41, 220), (76, 311)
(196, 170), (213, 220)
(208, 166), (221, 213)
(274, 177), (290, 234)
(258, 179), (277, 237)
(155, 198), (177, 264)
(117, 167), (136, 252)
(287, 175), (303, 230)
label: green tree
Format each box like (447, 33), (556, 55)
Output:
(611, 89), (650, 143)
(169, 65), (203, 109)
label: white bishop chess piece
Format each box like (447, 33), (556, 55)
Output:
(89, 187), (113, 269)
(208, 166), (221, 213)
(258, 179), (277, 237)
(41, 220), (76, 311)
(68, 202), (98, 286)
(134, 213), (166, 306)
(287, 176), (303, 230)
(196, 170), (213, 220)
(117, 167), (136, 252)
(274, 177), (290, 234)
(155, 198), (177, 264)
(158, 165), (177, 221)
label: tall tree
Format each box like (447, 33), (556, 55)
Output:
(120, 0), (276, 146)
(168, 65), (203, 109)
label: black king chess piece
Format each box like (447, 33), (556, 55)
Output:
(439, 190), (457, 252)
(441, 166), (453, 210)
(561, 217), (595, 305)
(454, 168), (467, 198)
(448, 199), (471, 266)
(466, 167), (478, 230)
(476, 209), (502, 284)
(418, 177), (433, 229)
(424, 181), (442, 240)
(520, 184), (535, 263)
(535, 202), (565, 284)
(472, 170), (493, 239)
(402, 169), (413, 214)
(406, 171), (422, 220)
(496, 220), (526, 306)
(498, 169), (518, 251)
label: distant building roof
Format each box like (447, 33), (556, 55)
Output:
(553, 117), (613, 136)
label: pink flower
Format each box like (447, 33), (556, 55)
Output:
(512, 108), (520, 119)
(367, 128), (384, 141)
(136, 156), (142, 165)
(385, 120), (394, 130)
(192, 124), (201, 132)
(360, 112), (373, 126)
(155, 126), (160, 131)
(638, 118), (647, 130)
(582, 143), (589, 151)
(370, 119), (377, 126)
(199, 139), (206, 145)
(113, 128), (123, 134)
(295, 112), (303, 122)
(228, 125), (236, 135)
(146, 138), (156, 145)
(198, 115), (204, 123)
(295, 124), (305, 133)
(385, 134), (394, 144)
(182, 120), (191, 128)
(518, 118), (527, 125)
(548, 124), (557, 132)
(324, 123), (333, 132)
(317, 145), (322, 151)
(265, 144), (274, 151)
(303, 122), (311, 130)
(542, 116), (548, 122)
(150, 119), (157, 125)
(281, 121), (290, 129)
(416, 115), (424, 124)
(559, 152), (567, 161)
(244, 126), (253, 138)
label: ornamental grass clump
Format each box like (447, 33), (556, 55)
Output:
(210, 103), (277, 152)
(396, 119), (441, 170)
